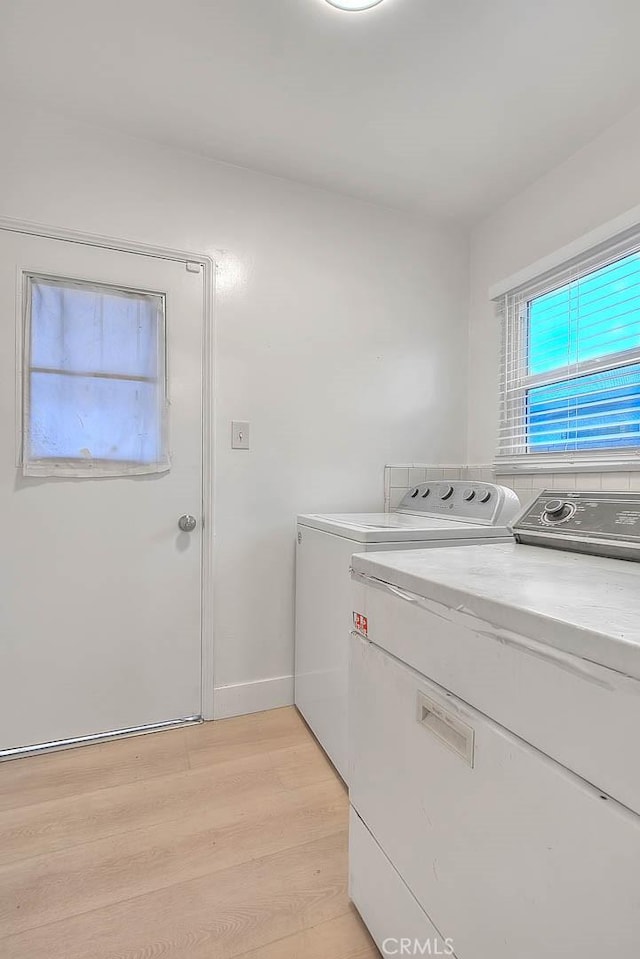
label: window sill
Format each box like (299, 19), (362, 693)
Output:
(494, 452), (640, 474)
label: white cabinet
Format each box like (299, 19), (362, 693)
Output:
(349, 632), (640, 959)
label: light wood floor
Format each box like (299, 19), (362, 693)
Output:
(0, 707), (379, 958)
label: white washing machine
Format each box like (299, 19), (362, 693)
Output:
(294, 480), (520, 781)
(349, 490), (640, 959)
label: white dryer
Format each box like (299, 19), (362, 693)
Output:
(349, 490), (640, 959)
(294, 480), (520, 781)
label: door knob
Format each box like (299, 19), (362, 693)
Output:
(178, 514), (197, 532)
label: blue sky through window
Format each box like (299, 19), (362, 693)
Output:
(529, 253), (640, 374)
(528, 365), (640, 452)
(527, 252), (640, 452)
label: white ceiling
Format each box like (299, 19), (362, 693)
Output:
(1, 0), (640, 222)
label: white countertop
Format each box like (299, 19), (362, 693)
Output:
(352, 544), (640, 680)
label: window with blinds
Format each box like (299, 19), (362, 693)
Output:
(496, 231), (640, 468)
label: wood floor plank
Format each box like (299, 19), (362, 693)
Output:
(0, 725), (190, 812)
(0, 748), (287, 865)
(1, 831), (351, 959)
(0, 778), (348, 936)
(269, 738), (338, 792)
(233, 909), (379, 959)
(0, 708), (371, 958)
(184, 706), (303, 751)
(186, 707), (307, 770)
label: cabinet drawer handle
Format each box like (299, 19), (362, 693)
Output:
(416, 691), (475, 767)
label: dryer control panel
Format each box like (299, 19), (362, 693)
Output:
(514, 490), (640, 560)
(397, 481), (521, 526)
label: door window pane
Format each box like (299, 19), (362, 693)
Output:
(23, 276), (168, 476)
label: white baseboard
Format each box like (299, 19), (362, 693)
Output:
(213, 674), (294, 720)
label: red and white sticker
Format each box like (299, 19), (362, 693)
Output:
(353, 612), (368, 637)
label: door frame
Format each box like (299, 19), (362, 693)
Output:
(0, 215), (217, 721)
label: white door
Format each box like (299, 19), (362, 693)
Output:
(0, 229), (205, 754)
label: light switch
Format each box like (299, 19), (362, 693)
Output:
(232, 421), (250, 450)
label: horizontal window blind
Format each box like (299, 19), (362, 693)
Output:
(496, 226), (640, 468)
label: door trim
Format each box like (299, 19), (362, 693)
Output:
(0, 215), (217, 721)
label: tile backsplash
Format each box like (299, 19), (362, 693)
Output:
(384, 464), (640, 511)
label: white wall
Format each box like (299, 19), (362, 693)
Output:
(0, 101), (469, 716)
(468, 104), (640, 465)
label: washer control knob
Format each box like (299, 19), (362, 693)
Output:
(440, 485), (454, 500)
(479, 490), (491, 503)
(463, 488), (476, 502)
(421, 487), (431, 498)
(410, 488), (420, 498)
(544, 498), (571, 520)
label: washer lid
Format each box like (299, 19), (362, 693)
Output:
(351, 543), (640, 680)
(297, 511), (512, 543)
